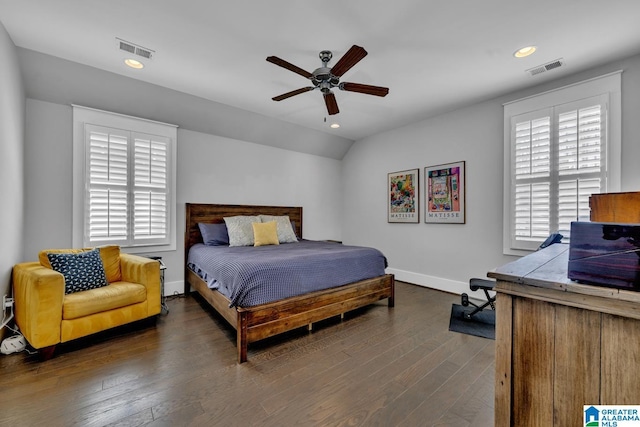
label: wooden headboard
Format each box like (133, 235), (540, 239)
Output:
(184, 203), (303, 263)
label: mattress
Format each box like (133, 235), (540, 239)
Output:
(187, 240), (387, 307)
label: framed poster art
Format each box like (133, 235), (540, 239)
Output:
(388, 169), (419, 223)
(425, 161), (465, 224)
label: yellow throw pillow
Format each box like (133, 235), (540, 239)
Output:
(253, 221), (280, 247)
(39, 248), (86, 268)
(39, 245), (122, 283)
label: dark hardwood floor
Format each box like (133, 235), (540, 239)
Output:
(0, 282), (494, 427)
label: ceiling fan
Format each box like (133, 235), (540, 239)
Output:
(266, 45), (389, 116)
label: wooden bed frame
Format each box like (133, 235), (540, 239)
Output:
(184, 203), (395, 363)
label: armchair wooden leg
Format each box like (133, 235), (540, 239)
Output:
(38, 345), (56, 361)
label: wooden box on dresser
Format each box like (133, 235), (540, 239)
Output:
(489, 243), (640, 426)
(589, 191), (640, 223)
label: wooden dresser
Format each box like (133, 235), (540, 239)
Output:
(489, 244), (640, 426)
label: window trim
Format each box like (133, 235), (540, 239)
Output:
(72, 105), (178, 253)
(502, 71), (622, 256)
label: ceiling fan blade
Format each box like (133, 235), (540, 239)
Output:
(272, 87), (315, 101)
(340, 82), (389, 97)
(266, 56), (313, 79)
(324, 92), (339, 115)
(330, 45), (368, 77)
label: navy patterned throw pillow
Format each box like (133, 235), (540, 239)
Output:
(47, 248), (109, 294)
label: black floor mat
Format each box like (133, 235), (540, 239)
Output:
(448, 303), (495, 340)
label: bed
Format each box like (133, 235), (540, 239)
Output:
(184, 203), (395, 363)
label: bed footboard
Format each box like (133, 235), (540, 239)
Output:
(187, 269), (394, 363)
(236, 274), (394, 362)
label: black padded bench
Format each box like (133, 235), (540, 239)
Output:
(460, 278), (496, 320)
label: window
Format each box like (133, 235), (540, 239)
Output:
(73, 106), (177, 252)
(503, 72), (621, 255)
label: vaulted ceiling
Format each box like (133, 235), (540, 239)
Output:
(2, 0), (640, 141)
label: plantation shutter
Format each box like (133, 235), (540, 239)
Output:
(85, 125), (171, 247)
(510, 95), (607, 251)
(86, 125), (129, 243)
(556, 102), (605, 234)
(512, 112), (552, 246)
(133, 133), (169, 242)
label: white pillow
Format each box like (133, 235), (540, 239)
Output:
(258, 215), (298, 243)
(223, 216), (261, 246)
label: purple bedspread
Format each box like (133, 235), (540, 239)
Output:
(187, 240), (387, 307)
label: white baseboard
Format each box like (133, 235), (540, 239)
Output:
(163, 280), (184, 297)
(386, 267), (488, 300)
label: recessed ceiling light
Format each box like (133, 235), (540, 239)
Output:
(330, 123), (340, 129)
(124, 58), (144, 69)
(514, 46), (537, 58)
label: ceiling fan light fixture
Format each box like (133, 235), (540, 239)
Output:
(514, 46), (537, 58)
(330, 123), (340, 129)
(124, 58), (144, 69)
(319, 50), (333, 63)
(267, 45), (388, 116)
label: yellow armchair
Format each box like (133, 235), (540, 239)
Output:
(12, 246), (161, 359)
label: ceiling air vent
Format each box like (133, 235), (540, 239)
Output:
(527, 58), (564, 76)
(116, 38), (154, 60)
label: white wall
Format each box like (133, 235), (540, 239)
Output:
(22, 100), (343, 295)
(343, 53), (640, 296)
(24, 100), (73, 255)
(0, 23), (24, 304)
(156, 128), (343, 294)
(343, 100), (514, 295)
